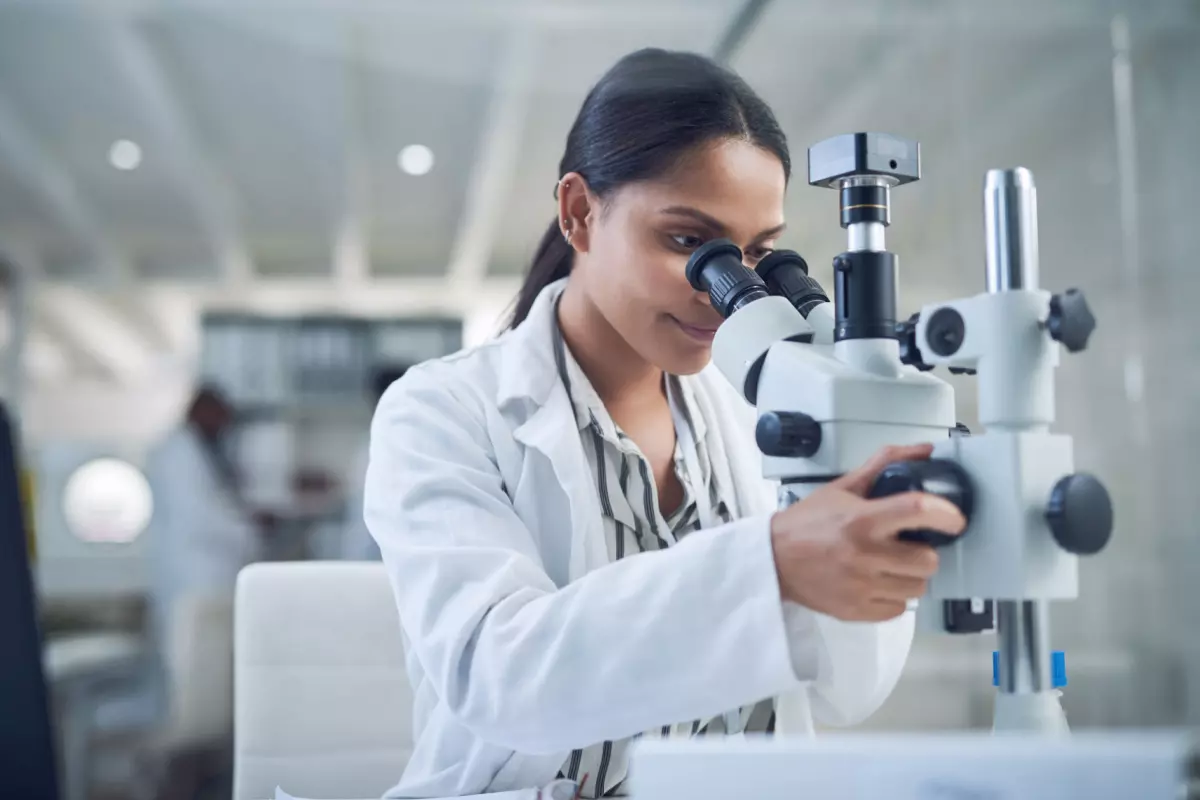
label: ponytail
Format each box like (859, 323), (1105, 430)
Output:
(508, 218), (574, 329)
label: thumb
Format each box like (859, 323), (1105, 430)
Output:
(834, 443), (935, 496)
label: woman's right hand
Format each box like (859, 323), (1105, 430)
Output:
(769, 443), (967, 622)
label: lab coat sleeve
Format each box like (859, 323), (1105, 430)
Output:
(364, 369), (804, 754)
(782, 601), (914, 727)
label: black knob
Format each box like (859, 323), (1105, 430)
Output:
(952, 422), (971, 437)
(868, 459), (974, 547)
(1045, 473), (1113, 555)
(756, 411), (822, 458)
(1046, 289), (1096, 353)
(896, 313), (933, 371)
(925, 307), (966, 357)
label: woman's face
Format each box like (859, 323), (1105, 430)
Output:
(572, 138), (787, 375)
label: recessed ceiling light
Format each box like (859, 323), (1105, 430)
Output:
(109, 139), (142, 171)
(398, 144), (434, 176)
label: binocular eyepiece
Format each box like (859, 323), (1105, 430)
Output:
(685, 240), (767, 318)
(685, 238), (829, 320)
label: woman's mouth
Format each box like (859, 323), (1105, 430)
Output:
(672, 317), (720, 343)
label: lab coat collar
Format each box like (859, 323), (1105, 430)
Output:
(494, 277), (774, 575)
(498, 279), (609, 576)
(496, 278), (569, 409)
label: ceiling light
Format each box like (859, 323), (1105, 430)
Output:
(398, 144), (434, 176)
(109, 139), (142, 171)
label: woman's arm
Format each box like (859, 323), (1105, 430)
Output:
(768, 445), (963, 728)
(364, 366), (806, 754)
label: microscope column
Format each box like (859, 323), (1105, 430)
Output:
(985, 168), (1069, 734)
(774, 176), (907, 736)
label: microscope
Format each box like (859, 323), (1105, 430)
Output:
(686, 132), (1114, 735)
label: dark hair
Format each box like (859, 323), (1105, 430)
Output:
(372, 364), (410, 401)
(508, 48), (791, 329)
(189, 383), (231, 417)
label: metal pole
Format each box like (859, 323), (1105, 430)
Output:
(996, 600), (1053, 693)
(984, 167), (1039, 292)
(986, 167), (1055, 700)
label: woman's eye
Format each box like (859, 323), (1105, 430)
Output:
(745, 247), (774, 263)
(670, 234), (705, 250)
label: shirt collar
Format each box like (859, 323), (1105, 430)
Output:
(670, 373), (708, 445)
(550, 294), (712, 452)
(550, 294), (615, 436)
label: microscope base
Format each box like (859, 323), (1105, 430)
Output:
(992, 690), (1070, 735)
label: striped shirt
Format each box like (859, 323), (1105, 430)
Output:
(550, 301), (771, 797)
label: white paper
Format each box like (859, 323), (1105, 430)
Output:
(273, 778), (578, 800)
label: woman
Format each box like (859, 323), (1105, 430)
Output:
(365, 49), (964, 798)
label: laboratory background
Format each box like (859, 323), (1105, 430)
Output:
(0, 0), (1197, 798)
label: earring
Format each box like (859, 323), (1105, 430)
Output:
(562, 221), (573, 245)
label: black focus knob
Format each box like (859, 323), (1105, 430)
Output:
(868, 459), (974, 547)
(1045, 473), (1113, 555)
(756, 411), (822, 458)
(896, 313), (933, 371)
(1046, 289), (1096, 353)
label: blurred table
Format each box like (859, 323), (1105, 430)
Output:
(45, 631), (148, 800)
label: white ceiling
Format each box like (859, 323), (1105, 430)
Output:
(0, 0), (1196, 385)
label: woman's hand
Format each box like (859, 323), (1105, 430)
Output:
(770, 443), (966, 622)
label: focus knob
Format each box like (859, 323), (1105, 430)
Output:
(868, 459), (974, 547)
(1046, 473), (1113, 555)
(896, 313), (933, 371)
(756, 411), (822, 458)
(1047, 288), (1096, 352)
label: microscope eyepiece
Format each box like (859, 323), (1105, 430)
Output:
(685, 238), (769, 319)
(755, 250), (829, 318)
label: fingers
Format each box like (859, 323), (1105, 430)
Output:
(860, 599), (910, 622)
(858, 491), (966, 543)
(835, 443), (936, 496)
(865, 539), (941, 579)
(869, 572), (928, 603)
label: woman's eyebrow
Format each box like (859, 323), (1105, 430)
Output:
(659, 205), (726, 233)
(754, 222), (788, 240)
(659, 206), (786, 240)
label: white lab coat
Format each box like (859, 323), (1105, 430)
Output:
(341, 439), (380, 560)
(364, 279), (914, 798)
(145, 426), (260, 643)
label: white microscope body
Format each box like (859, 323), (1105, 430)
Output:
(688, 133), (1113, 736)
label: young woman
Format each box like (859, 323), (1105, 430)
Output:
(365, 49), (964, 798)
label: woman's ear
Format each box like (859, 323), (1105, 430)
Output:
(556, 171), (595, 254)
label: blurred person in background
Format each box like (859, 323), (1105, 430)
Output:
(340, 364), (409, 560)
(146, 384), (269, 638)
(145, 384), (274, 800)
(366, 48), (962, 797)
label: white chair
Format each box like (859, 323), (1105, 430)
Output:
(163, 593), (236, 748)
(234, 562), (413, 800)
